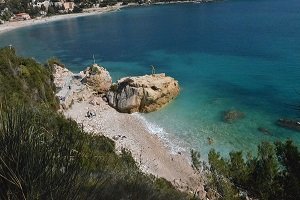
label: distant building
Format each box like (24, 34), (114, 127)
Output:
(36, 1), (51, 10)
(63, 2), (75, 12)
(14, 13), (31, 21)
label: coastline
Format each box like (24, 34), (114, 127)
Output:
(0, 1), (207, 193)
(64, 99), (203, 191)
(0, 1), (212, 35)
(0, 3), (126, 35)
(54, 65), (204, 194)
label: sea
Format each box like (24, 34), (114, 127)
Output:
(1, 0), (300, 158)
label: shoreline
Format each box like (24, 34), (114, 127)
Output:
(0, 1), (213, 35)
(133, 113), (187, 154)
(54, 65), (204, 194)
(0, 3), (126, 35)
(64, 99), (203, 191)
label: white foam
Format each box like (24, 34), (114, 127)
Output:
(132, 113), (187, 155)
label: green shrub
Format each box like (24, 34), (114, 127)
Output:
(0, 47), (58, 109)
(47, 57), (65, 68)
(0, 104), (88, 199)
(208, 140), (300, 200)
(190, 149), (201, 171)
(110, 83), (118, 91)
(91, 66), (99, 74)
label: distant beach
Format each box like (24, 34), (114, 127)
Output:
(0, 3), (126, 34)
(0, 1), (205, 35)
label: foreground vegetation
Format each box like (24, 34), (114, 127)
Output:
(0, 47), (190, 199)
(0, 104), (189, 199)
(206, 140), (300, 200)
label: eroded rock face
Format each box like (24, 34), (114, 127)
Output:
(82, 64), (112, 93)
(52, 64), (73, 91)
(107, 73), (180, 113)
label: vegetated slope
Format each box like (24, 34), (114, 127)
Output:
(0, 47), (58, 109)
(0, 47), (190, 200)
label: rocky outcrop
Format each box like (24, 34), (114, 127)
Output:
(106, 73), (180, 113)
(223, 110), (245, 123)
(81, 64), (112, 94)
(52, 64), (73, 91)
(53, 64), (96, 110)
(277, 118), (300, 132)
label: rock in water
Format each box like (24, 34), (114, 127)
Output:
(82, 64), (112, 93)
(277, 118), (300, 132)
(258, 127), (272, 135)
(223, 110), (245, 123)
(107, 73), (180, 113)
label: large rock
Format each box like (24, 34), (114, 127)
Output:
(107, 73), (180, 113)
(82, 64), (112, 93)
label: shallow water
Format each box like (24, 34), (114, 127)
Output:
(1, 0), (300, 157)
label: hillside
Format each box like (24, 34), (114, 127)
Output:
(0, 47), (58, 108)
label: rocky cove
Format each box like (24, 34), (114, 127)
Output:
(52, 61), (300, 199)
(54, 62), (300, 142)
(52, 63), (206, 195)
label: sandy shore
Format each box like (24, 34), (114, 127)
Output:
(0, 3), (126, 34)
(64, 99), (203, 191)
(0, 1), (205, 35)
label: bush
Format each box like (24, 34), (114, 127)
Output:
(190, 149), (201, 171)
(0, 47), (58, 109)
(47, 57), (65, 69)
(90, 65), (99, 74)
(73, 6), (83, 13)
(0, 104), (88, 199)
(207, 140), (300, 200)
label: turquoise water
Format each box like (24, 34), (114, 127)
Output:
(1, 0), (300, 157)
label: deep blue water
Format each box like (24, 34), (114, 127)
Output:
(1, 0), (300, 157)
